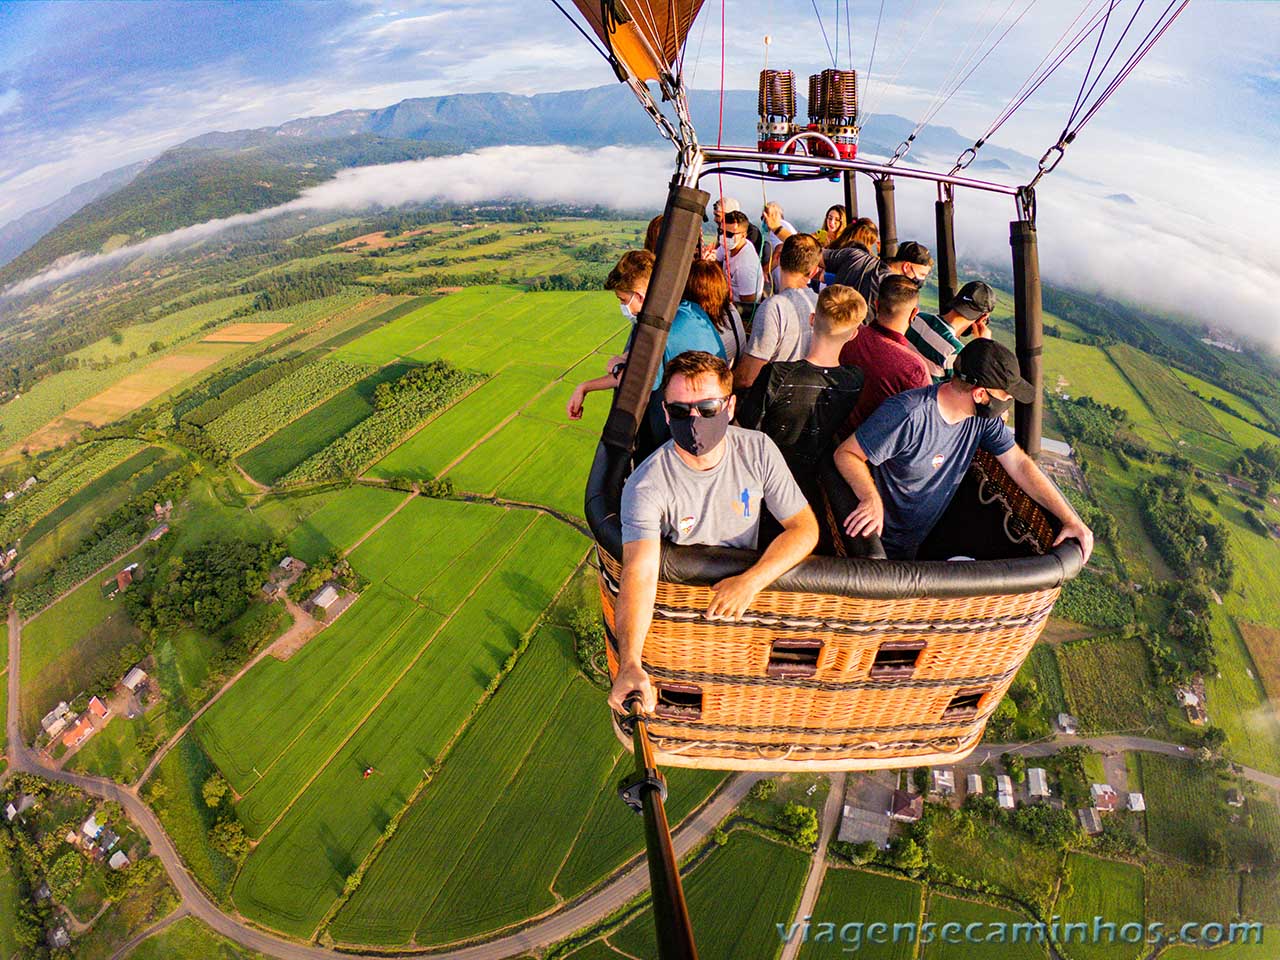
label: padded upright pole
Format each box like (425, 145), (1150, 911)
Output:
(1010, 219), (1043, 458)
(874, 176), (897, 258)
(602, 181), (710, 453)
(842, 171), (858, 220)
(935, 197), (958, 314)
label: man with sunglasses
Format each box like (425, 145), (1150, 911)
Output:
(609, 351), (819, 714)
(715, 210), (765, 309)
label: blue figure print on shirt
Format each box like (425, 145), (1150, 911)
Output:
(739, 487), (751, 518)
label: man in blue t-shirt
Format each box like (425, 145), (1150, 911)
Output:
(832, 339), (1094, 562)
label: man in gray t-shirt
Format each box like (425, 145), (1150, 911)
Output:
(734, 234), (822, 391)
(609, 351), (819, 715)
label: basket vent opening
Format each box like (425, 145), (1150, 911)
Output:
(656, 683), (703, 720)
(767, 639), (822, 678)
(942, 687), (988, 720)
(870, 640), (925, 679)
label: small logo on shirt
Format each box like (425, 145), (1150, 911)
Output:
(678, 515), (696, 536)
(931, 453), (945, 470)
(733, 487), (760, 518)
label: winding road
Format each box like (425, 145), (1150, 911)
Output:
(10, 598), (1279, 959)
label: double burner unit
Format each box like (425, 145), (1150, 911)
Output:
(757, 67), (860, 162)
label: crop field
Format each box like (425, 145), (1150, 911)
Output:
(1108, 344), (1229, 443)
(282, 484), (403, 562)
(205, 357), (371, 456)
(336, 286), (525, 364)
(20, 341), (243, 454)
(1137, 753), (1226, 862)
(1241, 868), (1280, 923)
(798, 868), (924, 960)
(1042, 339), (1164, 447)
(331, 626), (588, 945)
(68, 294), (256, 364)
(607, 832), (808, 960)
(202, 321), (293, 343)
(1143, 860), (1240, 929)
(1057, 636), (1158, 733)
(1237, 622), (1280, 706)
(1082, 451), (1175, 582)
(237, 361), (414, 484)
(21, 569), (142, 736)
(919, 894), (1048, 960)
(1052, 853), (1145, 960)
(144, 737), (240, 900)
(195, 584), (418, 797)
(495, 425), (600, 519)
(345, 495), (502, 589)
(368, 363), (558, 482)
(0, 437), (146, 540)
(231, 510), (588, 936)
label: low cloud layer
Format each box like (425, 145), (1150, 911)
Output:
(7, 144), (1278, 350)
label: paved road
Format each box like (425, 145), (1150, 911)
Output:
(779, 773), (846, 960)
(977, 735), (1280, 789)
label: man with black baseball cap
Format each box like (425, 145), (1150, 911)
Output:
(831, 238), (933, 314)
(906, 280), (997, 382)
(833, 338), (1093, 561)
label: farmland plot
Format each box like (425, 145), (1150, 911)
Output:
(797, 868), (924, 960)
(283, 484), (403, 562)
(1052, 853), (1145, 960)
(920, 895), (1048, 960)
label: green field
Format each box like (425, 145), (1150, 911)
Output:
(282, 483), (402, 562)
(1042, 339), (1165, 448)
(1108, 344), (1229, 443)
(1052, 853), (1145, 960)
(920, 894), (1048, 960)
(606, 831), (809, 960)
(69, 705), (169, 782)
(1057, 636), (1160, 733)
(1144, 860), (1240, 930)
(231, 510), (588, 937)
(1138, 753), (1228, 862)
(798, 868), (924, 959)
(336, 286), (525, 364)
(237, 362), (414, 484)
(20, 567), (142, 736)
(70, 294), (256, 364)
(926, 813), (1062, 913)
(124, 915), (270, 959)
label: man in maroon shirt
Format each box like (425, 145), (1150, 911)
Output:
(838, 274), (929, 432)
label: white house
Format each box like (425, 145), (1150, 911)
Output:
(1028, 767), (1051, 800)
(996, 775), (1015, 810)
(966, 774), (983, 795)
(931, 768), (956, 796)
(108, 851), (130, 870)
(309, 584), (340, 611)
(1127, 792), (1146, 812)
(1056, 712), (1079, 735)
(121, 667), (148, 691)
(40, 701), (72, 737)
(1091, 783), (1119, 812)
(1041, 437), (1073, 458)
(82, 814), (102, 840)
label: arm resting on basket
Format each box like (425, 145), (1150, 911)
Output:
(997, 446), (1094, 563)
(833, 433), (884, 539)
(609, 538), (661, 714)
(707, 504), (818, 621)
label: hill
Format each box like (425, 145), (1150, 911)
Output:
(0, 85), (1034, 286)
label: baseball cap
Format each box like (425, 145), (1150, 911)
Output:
(949, 281), (997, 321)
(954, 338), (1035, 404)
(892, 241), (933, 267)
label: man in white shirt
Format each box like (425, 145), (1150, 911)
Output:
(715, 210), (765, 308)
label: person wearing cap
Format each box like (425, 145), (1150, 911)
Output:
(907, 280), (997, 382)
(831, 239), (933, 314)
(711, 197), (763, 256)
(833, 338), (1094, 563)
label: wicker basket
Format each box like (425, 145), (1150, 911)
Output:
(588, 447), (1083, 771)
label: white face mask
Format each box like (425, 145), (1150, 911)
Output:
(619, 292), (640, 320)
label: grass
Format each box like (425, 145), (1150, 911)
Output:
(1107, 344), (1229, 443)
(1143, 860), (1240, 930)
(607, 831), (809, 960)
(1052, 853), (1145, 960)
(143, 737), (239, 901)
(926, 813), (1063, 914)
(231, 512), (588, 938)
(70, 295), (257, 364)
(1057, 636), (1161, 734)
(20, 570), (142, 738)
(238, 361), (415, 484)
(1236, 622), (1280, 706)
(0, 855), (18, 960)
(920, 894), (1048, 960)
(70, 870), (180, 960)
(283, 484), (403, 562)
(123, 914), (271, 959)
(1042, 339), (1165, 448)
(1138, 753), (1229, 862)
(336, 286), (525, 364)
(797, 868), (924, 960)
(68, 705), (170, 783)
(495, 424), (600, 519)
(1082, 448), (1175, 582)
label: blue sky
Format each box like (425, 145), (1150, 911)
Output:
(0, 1), (1276, 230)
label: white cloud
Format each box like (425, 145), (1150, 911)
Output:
(0, 89), (19, 116)
(7, 143), (1279, 351)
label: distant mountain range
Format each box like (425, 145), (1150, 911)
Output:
(0, 85), (1035, 285)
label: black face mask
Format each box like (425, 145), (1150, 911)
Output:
(668, 406), (731, 456)
(974, 394), (1014, 419)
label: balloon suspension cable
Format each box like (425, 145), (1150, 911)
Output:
(617, 697), (699, 960)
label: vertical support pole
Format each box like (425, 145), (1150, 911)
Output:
(1010, 218), (1043, 459)
(874, 176), (897, 258)
(935, 193), (958, 315)
(842, 170), (858, 220)
(619, 705), (699, 960)
(601, 181), (711, 453)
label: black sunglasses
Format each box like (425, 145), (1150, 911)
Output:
(663, 397), (731, 420)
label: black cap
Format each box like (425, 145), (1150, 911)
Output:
(954, 338), (1035, 404)
(949, 281), (996, 321)
(892, 240), (933, 267)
